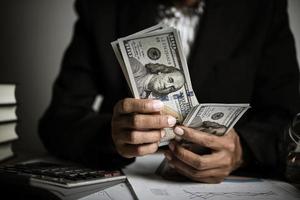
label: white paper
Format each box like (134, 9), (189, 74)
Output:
(78, 182), (134, 200)
(123, 153), (300, 200)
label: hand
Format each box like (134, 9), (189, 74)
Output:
(112, 98), (177, 158)
(164, 127), (244, 183)
(182, 0), (199, 6)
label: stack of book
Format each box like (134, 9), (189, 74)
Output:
(0, 83), (18, 162)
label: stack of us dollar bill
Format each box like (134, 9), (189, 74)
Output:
(111, 24), (250, 146)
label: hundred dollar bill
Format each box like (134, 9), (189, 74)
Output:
(111, 24), (168, 93)
(183, 104), (250, 136)
(118, 28), (198, 123)
(111, 24), (250, 147)
(157, 104), (250, 175)
(116, 27), (199, 145)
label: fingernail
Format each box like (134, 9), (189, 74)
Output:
(152, 100), (164, 111)
(161, 130), (166, 138)
(168, 116), (177, 127)
(164, 152), (172, 160)
(174, 127), (184, 135)
(169, 143), (175, 151)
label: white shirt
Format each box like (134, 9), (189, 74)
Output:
(157, 1), (205, 59)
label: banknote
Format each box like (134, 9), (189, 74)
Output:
(183, 104), (250, 136)
(111, 24), (167, 92)
(117, 27), (198, 123)
(111, 24), (250, 146)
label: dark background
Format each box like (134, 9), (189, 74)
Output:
(0, 0), (299, 156)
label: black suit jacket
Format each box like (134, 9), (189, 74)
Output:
(39, 0), (300, 176)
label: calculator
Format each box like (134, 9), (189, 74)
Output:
(0, 161), (126, 188)
(0, 161), (127, 200)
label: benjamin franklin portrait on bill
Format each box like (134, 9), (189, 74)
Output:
(129, 57), (185, 99)
(190, 120), (228, 136)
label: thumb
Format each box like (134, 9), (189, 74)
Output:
(173, 126), (224, 150)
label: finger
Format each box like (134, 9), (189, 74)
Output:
(118, 114), (176, 129)
(118, 129), (165, 144)
(121, 143), (159, 158)
(114, 98), (164, 115)
(191, 168), (230, 179)
(193, 177), (225, 184)
(173, 126), (227, 150)
(167, 157), (228, 182)
(168, 142), (227, 170)
(175, 167), (225, 183)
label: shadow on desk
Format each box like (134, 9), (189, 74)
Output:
(1, 183), (61, 200)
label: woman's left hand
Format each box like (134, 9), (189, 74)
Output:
(164, 126), (244, 183)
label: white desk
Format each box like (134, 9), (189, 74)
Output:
(80, 153), (300, 200)
(3, 152), (299, 200)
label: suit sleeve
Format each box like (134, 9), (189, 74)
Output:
(38, 0), (134, 169)
(235, 0), (300, 177)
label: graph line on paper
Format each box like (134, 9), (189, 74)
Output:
(183, 189), (276, 200)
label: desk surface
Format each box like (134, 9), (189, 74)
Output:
(123, 153), (300, 200)
(1, 151), (299, 200)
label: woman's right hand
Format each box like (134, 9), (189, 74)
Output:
(112, 98), (177, 158)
